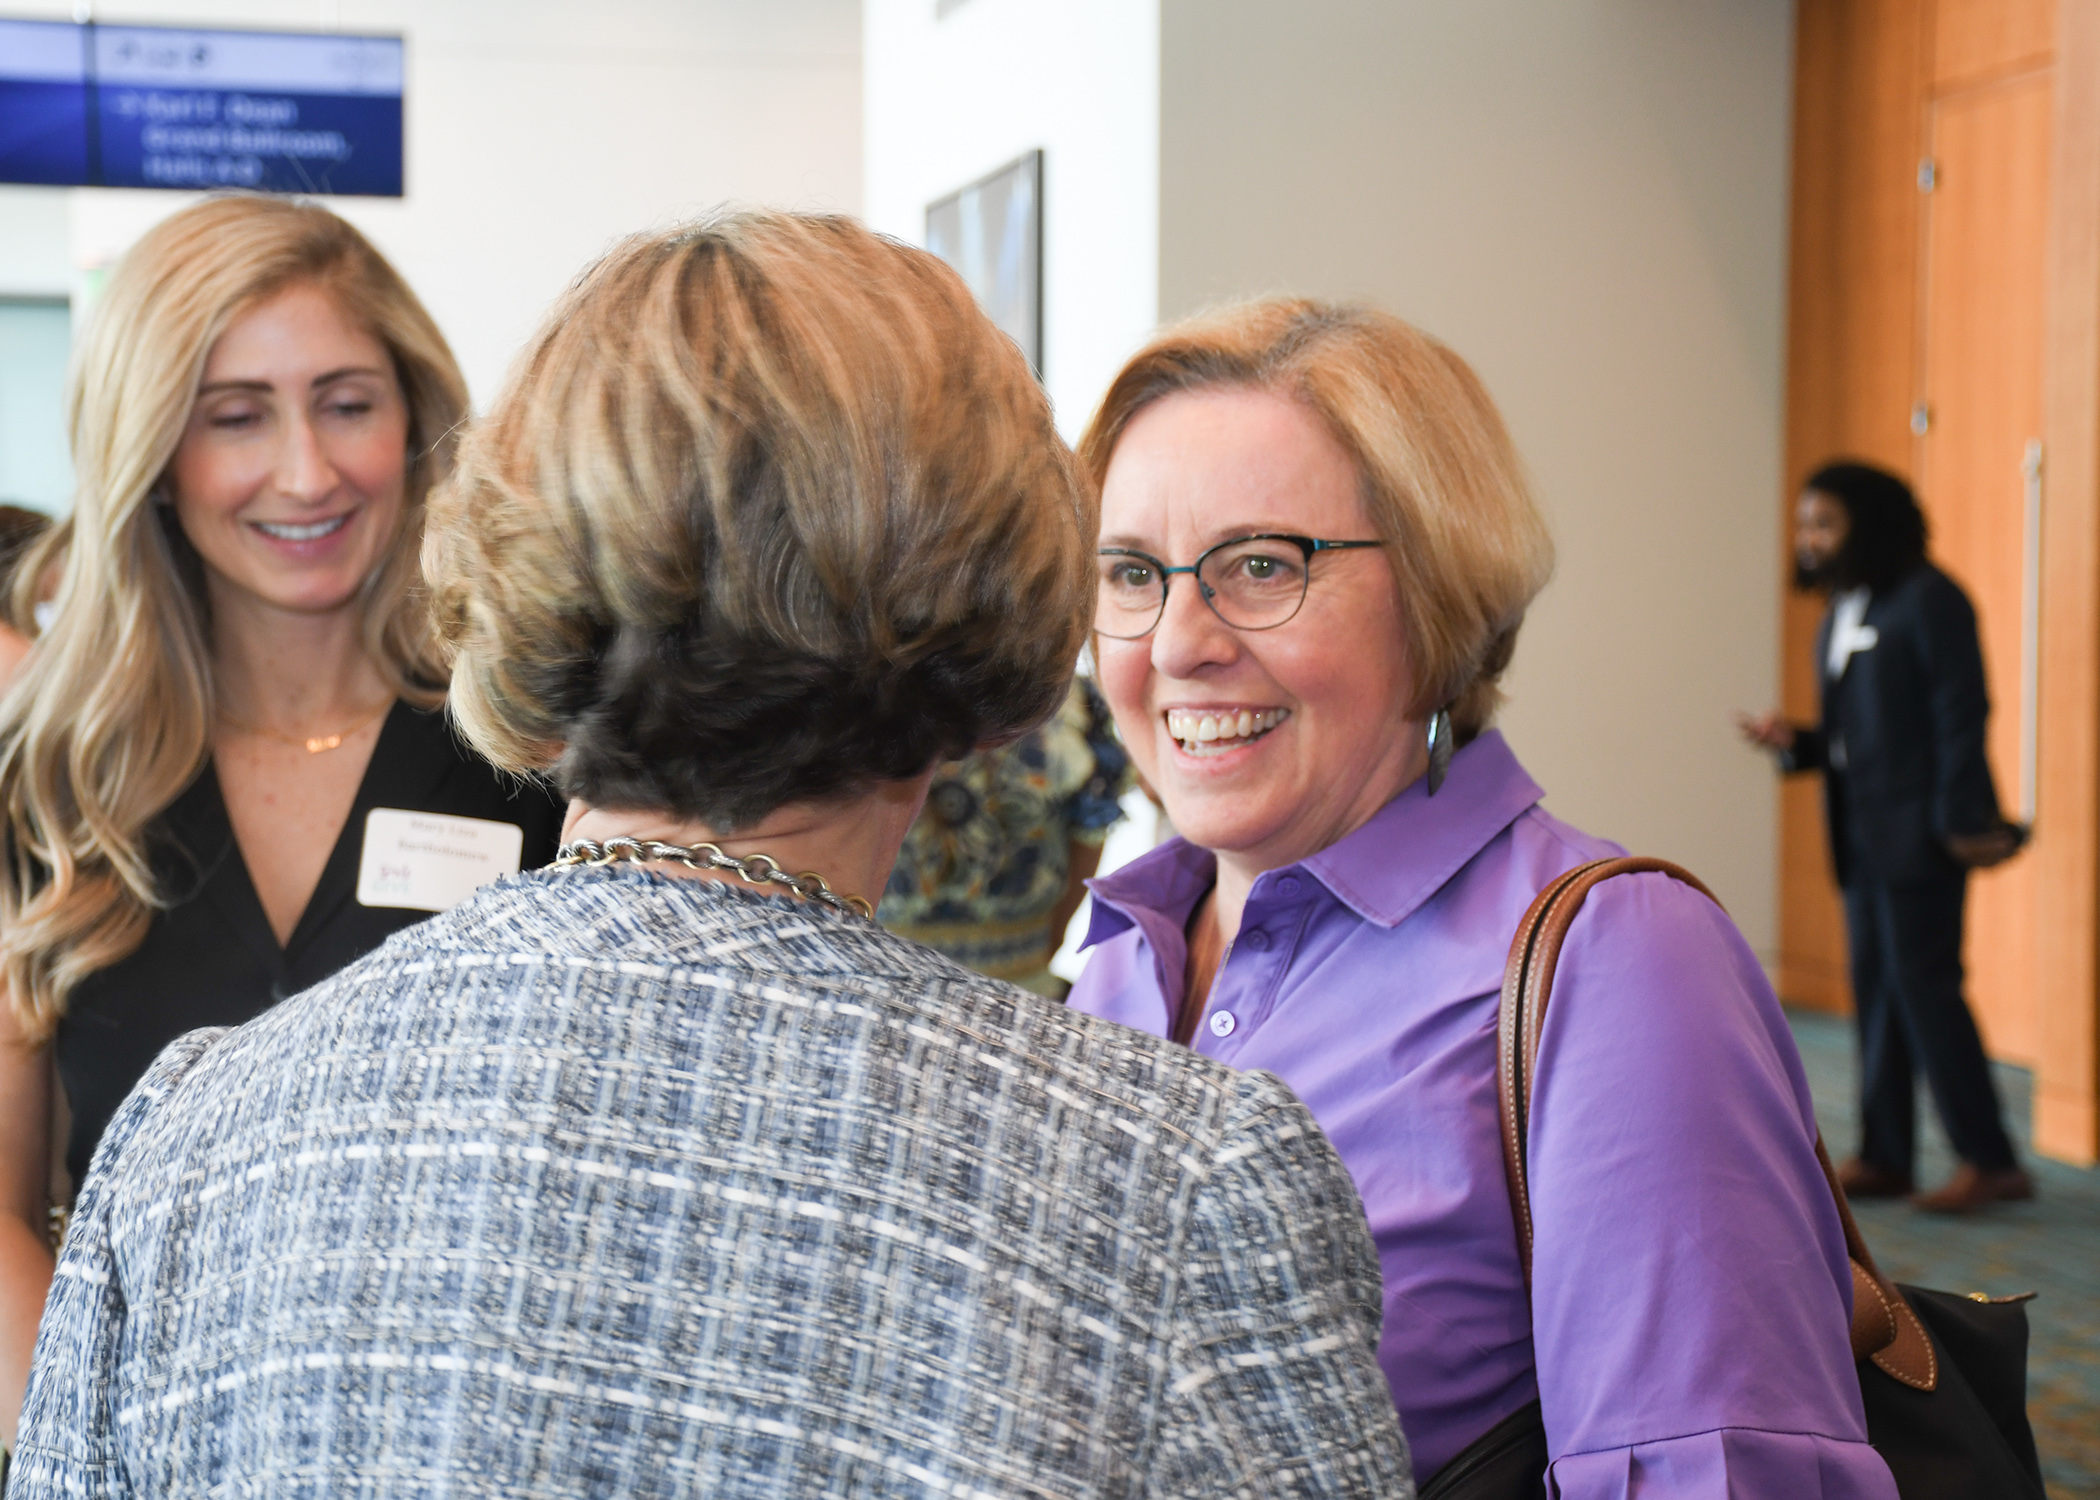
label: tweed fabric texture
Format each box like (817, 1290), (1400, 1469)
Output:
(12, 867), (1412, 1499)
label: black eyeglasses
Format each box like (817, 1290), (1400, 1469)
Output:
(1095, 534), (1386, 639)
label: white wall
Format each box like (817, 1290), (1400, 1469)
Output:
(1157, 0), (1794, 955)
(0, 189), (76, 509)
(0, 0), (862, 411)
(862, 0), (1158, 440)
(0, 187), (72, 297)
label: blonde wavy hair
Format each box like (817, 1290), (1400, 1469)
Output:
(1078, 298), (1554, 741)
(0, 196), (466, 1041)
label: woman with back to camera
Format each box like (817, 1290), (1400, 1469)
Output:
(0, 197), (564, 1448)
(1066, 301), (1899, 1497)
(11, 212), (1411, 1497)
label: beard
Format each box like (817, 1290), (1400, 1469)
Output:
(1794, 552), (1843, 592)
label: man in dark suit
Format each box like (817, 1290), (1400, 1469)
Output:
(1741, 460), (2032, 1213)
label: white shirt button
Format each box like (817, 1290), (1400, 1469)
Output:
(1208, 1010), (1237, 1038)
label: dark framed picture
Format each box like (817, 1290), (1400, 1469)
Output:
(926, 148), (1042, 378)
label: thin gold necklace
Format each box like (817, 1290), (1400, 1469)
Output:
(220, 698), (393, 755)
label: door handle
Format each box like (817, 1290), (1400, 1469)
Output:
(2020, 439), (2042, 826)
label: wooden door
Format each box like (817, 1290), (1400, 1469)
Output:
(1778, 0), (1933, 1016)
(1930, 0), (2053, 91)
(1785, 0), (2100, 1163)
(1913, 65), (2052, 1064)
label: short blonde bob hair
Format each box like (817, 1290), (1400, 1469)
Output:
(1078, 299), (1552, 740)
(1, 195), (465, 1040)
(426, 210), (1091, 830)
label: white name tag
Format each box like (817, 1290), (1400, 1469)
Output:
(356, 808), (524, 913)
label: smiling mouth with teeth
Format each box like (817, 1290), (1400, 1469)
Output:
(1165, 706), (1290, 754)
(253, 515), (351, 542)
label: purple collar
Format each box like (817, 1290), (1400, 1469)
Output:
(1084, 729), (1546, 947)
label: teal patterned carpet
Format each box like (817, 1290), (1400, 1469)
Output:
(1788, 1008), (2100, 1499)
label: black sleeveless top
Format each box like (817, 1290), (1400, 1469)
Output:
(55, 701), (567, 1188)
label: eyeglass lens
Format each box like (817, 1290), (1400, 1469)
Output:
(1095, 538), (1311, 638)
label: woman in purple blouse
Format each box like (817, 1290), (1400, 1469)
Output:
(1066, 299), (1899, 1498)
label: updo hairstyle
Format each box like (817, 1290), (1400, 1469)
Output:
(425, 210), (1092, 829)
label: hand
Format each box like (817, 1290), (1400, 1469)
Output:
(1735, 711), (1797, 754)
(1945, 826), (2023, 869)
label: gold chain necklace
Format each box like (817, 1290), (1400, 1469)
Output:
(553, 835), (875, 919)
(219, 698), (392, 755)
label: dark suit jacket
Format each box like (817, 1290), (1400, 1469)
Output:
(1784, 562), (2002, 886)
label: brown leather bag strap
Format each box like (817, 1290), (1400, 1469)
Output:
(1495, 855), (1938, 1389)
(1498, 857), (1715, 1284)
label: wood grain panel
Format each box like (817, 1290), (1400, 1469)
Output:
(1916, 71), (2053, 1065)
(2034, 0), (2100, 1164)
(1780, 0), (1931, 1014)
(1933, 0), (2055, 90)
(1786, 0), (2100, 1160)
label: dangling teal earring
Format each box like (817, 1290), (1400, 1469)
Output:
(1426, 706), (1454, 796)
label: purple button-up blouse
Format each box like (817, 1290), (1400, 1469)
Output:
(1069, 731), (1897, 1498)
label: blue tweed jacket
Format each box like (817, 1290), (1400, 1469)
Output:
(11, 867), (1413, 1498)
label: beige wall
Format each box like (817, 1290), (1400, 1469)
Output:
(1159, 0), (1795, 955)
(862, 0), (1159, 441)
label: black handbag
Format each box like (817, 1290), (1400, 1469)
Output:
(1421, 857), (2045, 1500)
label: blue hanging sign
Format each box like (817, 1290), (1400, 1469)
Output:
(0, 19), (89, 186)
(0, 18), (403, 197)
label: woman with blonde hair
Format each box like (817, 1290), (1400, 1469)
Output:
(11, 212), (1409, 1495)
(1066, 300), (1899, 1497)
(0, 197), (563, 1448)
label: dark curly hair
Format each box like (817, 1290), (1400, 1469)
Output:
(424, 211), (1093, 830)
(1800, 460), (1929, 593)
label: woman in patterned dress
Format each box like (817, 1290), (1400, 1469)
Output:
(880, 677), (1132, 996)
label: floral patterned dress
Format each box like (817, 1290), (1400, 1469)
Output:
(880, 678), (1132, 995)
